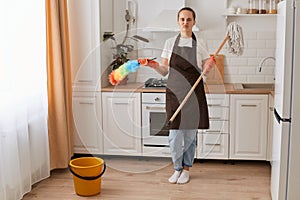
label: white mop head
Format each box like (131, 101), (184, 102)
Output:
(226, 22), (244, 56)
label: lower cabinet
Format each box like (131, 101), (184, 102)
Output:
(197, 132), (229, 159)
(197, 94), (229, 159)
(102, 92), (142, 156)
(229, 94), (268, 160)
(73, 92), (103, 154)
(98, 91), (271, 161)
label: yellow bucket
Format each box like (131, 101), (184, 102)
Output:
(69, 157), (106, 196)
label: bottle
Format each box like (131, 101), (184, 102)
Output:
(248, 0), (258, 14)
(268, 0), (277, 14)
(258, 0), (267, 14)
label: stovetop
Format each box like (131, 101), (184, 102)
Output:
(144, 78), (167, 88)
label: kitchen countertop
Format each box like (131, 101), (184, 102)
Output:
(101, 83), (274, 95)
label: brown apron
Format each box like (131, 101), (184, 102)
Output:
(166, 33), (209, 130)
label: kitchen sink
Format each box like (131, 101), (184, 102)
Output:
(241, 83), (275, 90)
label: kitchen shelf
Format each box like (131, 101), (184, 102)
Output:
(223, 13), (277, 17)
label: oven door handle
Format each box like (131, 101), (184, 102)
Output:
(146, 106), (166, 110)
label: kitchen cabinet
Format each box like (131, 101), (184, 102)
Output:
(73, 92), (103, 154)
(102, 92), (142, 155)
(229, 94), (268, 160)
(197, 94), (229, 159)
(68, 0), (101, 92)
(68, 0), (102, 154)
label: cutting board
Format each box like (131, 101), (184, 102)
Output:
(205, 54), (224, 84)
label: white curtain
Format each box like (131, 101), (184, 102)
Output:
(0, 0), (50, 200)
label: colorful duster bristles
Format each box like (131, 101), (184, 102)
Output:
(109, 60), (140, 85)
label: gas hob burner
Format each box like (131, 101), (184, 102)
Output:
(144, 78), (167, 88)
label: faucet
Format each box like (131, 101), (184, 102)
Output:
(258, 56), (276, 72)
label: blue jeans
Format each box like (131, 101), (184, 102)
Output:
(168, 129), (197, 171)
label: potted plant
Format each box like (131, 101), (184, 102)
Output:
(108, 44), (133, 85)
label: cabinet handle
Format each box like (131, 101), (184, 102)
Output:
(78, 80), (93, 83)
(208, 104), (222, 106)
(114, 102), (127, 105)
(146, 106), (166, 110)
(209, 117), (222, 120)
(205, 130), (221, 133)
(241, 104), (257, 107)
(79, 102), (93, 105)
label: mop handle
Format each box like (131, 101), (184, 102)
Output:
(167, 35), (230, 125)
(215, 34), (230, 56)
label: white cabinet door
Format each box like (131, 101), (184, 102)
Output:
(102, 92), (142, 155)
(73, 93), (102, 154)
(230, 94), (268, 160)
(68, 0), (101, 92)
(198, 132), (229, 159)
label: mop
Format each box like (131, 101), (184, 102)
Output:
(167, 22), (244, 126)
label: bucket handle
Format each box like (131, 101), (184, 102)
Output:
(68, 162), (106, 181)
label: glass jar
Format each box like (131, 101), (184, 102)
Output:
(248, 0), (258, 14)
(268, 0), (277, 14)
(258, 0), (267, 14)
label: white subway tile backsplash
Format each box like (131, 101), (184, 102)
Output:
(228, 58), (248, 66)
(247, 40), (266, 49)
(247, 75), (266, 83)
(224, 66), (239, 75)
(265, 76), (276, 83)
(207, 40), (222, 50)
(266, 40), (276, 48)
(202, 31), (225, 40)
(238, 67), (256, 75)
(248, 58), (262, 66)
(257, 49), (276, 57)
(243, 31), (257, 40)
(262, 59), (276, 66)
(257, 31), (276, 40)
(136, 29), (276, 84)
(136, 69), (163, 82)
(256, 66), (275, 75)
(240, 49), (257, 57)
(224, 75), (247, 83)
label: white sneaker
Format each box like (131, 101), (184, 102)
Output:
(168, 170), (181, 184)
(177, 170), (189, 184)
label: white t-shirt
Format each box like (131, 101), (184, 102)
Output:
(161, 34), (210, 69)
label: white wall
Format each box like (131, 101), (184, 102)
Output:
(102, 0), (277, 84)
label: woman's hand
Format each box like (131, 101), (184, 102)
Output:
(203, 55), (216, 74)
(138, 58), (159, 69)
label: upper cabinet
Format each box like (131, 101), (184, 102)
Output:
(68, 0), (101, 92)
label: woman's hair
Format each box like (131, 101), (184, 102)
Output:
(177, 7), (196, 21)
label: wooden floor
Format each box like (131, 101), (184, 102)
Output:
(22, 157), (271, 200)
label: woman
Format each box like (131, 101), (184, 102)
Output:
(140, 7), (215, 184)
